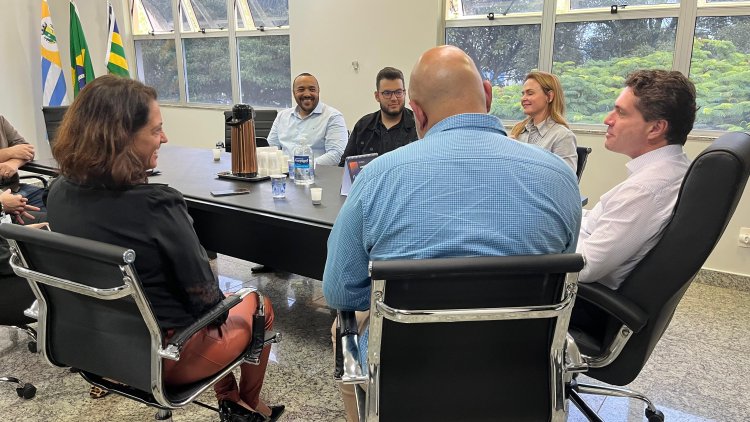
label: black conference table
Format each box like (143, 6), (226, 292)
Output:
(23, 145), (347, 280)
(22, 145), (587, 280)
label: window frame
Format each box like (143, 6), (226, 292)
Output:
(445, 0), (750, 136)
(129, 0), (290, 109)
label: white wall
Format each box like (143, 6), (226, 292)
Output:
(160, 106), (227, 149)
(1, 0), (747, 276)
(288, 0), (442, 128)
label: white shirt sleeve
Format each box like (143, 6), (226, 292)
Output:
(315, 112), (348, 166)
(266, 115), (281, 147)
(577, 183), (670, 283)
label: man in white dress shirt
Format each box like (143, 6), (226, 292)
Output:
(255, 73), (348, 274)
(267, 73), (347, 166)
(577, 69), (697, 290)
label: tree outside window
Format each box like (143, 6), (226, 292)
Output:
(135, 39), (180, 102)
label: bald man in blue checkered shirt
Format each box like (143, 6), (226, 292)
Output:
(323, 46), (582, 421)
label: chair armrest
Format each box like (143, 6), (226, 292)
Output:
(168, 288), (255, 350)
(334, 310), (367, 384)
(243, 291), (283, 364)
(19, 175), (48, 188)
(577, 283), (648, 333)
(243, 330), (282, 365)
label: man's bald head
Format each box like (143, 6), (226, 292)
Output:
(409, 45), (492, 138)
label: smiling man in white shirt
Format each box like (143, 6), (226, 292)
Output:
(267, 73), (347, 166)
(577, 69), (697, 290)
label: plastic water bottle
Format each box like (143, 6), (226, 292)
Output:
(293, 136), (314, 185)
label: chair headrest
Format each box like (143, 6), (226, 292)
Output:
(371, 254), (584, 280)
(0, 224), (134, 266)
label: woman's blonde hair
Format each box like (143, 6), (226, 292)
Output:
(510, 71), (569, 139)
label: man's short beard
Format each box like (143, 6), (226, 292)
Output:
(381, 104), (404, 118)
(297, 97), (318, 113)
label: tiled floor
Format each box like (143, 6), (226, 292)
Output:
(0, 255), (748, 421)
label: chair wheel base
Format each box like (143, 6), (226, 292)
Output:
(16, 383), (36, 399)
(646, 408), (664, 422)
(27, 341), (37, 353)
(154, 408), (173, 421)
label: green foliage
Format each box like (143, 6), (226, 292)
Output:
(238, 36), (291, 108)
(183, 38), (232, 104)
(553, 19), (677, 65)
(447, 25), (539, 86)
(137, 40), (179, 102)
(696, 15), (750, 54)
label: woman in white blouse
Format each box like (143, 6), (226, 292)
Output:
(510, 71), (578, 172)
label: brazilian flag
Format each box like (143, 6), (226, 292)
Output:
(69, 1), (95, 97)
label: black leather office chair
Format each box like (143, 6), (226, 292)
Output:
(224, 110), (234, 152)
(567, 131), (750, 421)
(254, 109), (277, 139)
(224, 109), (277, 152)
(0, 259), (37, 399)
(0, 223), (280, 421)
(41, 106), (68, 148)
(25, 105), (70, 189)
(576, 146), (592, 182)
(335, 254), (584, 422)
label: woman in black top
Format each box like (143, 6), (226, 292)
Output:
(47, 75), (283, 422)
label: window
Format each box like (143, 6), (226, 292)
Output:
(183, 38), (231, 104)
(446, 0), (750, 134)
(446, 25), (540, 87)
(131, 0), (290, 108)
(691, 15), (750, 131)
(185, 0), (228, 31)
(132, 0), (174, 34)
(448, 0), (543, 16)
(238, 35), (291, 108)
(134, 39), (179, 102)
(553, 19), (677, 124)
(237, 0), (289, 28)
(235, 0), (291, 107)
(570, 0), (678, 9)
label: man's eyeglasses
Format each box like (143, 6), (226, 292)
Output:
(380, 89), (405, 99)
